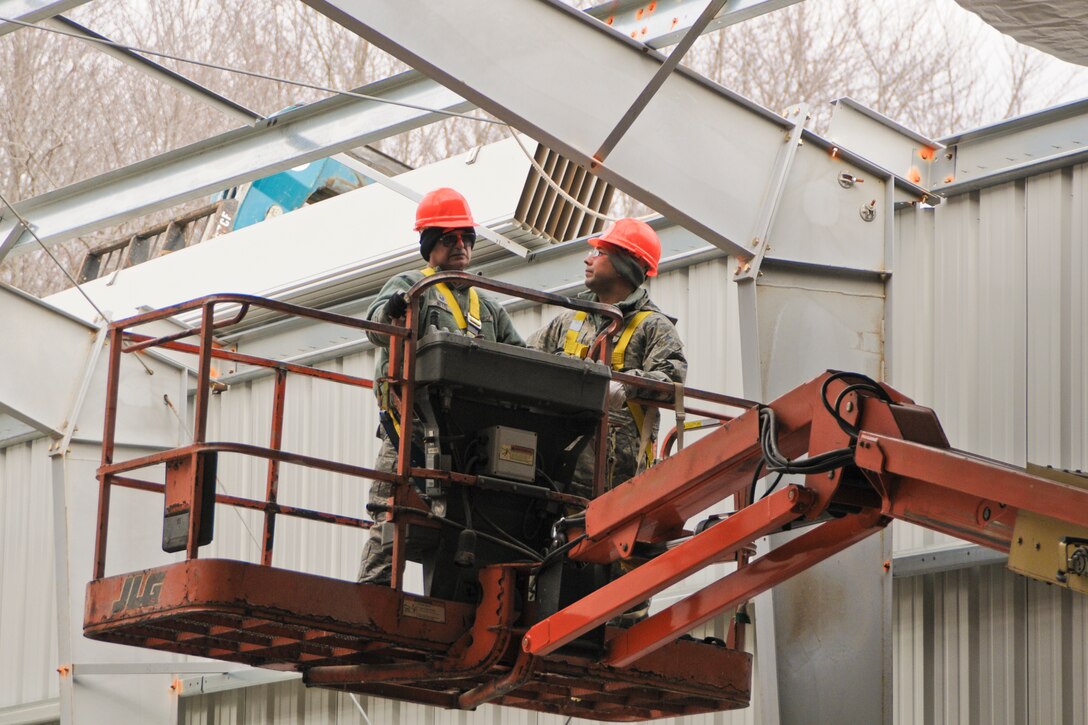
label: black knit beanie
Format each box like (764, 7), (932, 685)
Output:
(419, 227), (444, 262)
(603, 247), (647, 289)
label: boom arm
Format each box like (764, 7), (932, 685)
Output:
(524, 371), (1088, 665)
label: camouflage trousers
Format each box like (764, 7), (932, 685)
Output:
(357, 435), (398, 584)
(569, 424), (648, 499)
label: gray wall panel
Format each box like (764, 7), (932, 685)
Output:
(0, 438), (59, 710)
(890, 160), (1088, 724)
(893, 565), (1086, 725)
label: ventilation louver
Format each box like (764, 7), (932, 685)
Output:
(514, 144), (614, 245)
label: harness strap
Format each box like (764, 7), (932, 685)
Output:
(562, 311), (590, 358)
(563, 308), (657, 468)
(612, 311), (653, 369)
(612, 310), (655, 470)
(421, 266), (481, 336)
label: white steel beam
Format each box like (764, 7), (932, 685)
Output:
(585, 0), (801, 48)
(0, 0), (799, 262)
(0, 71), (474, 259)
(828, 98), (942, 188)
(0, 0), (87, 36)
(302, 0), (795, 257)
(300, 0), (930, 260)
(38, 17), (502, 261)
(34, 17), (523, 259)
(0, 283), (97, 441)
(934, 97), (1088, 195)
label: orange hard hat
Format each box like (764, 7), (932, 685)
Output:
(414, 187), (476, 231)
(588, 218), (661, 276)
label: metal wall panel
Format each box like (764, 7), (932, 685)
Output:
(0, 438), (59, 710)
(890, 161), (1088, 724)
(203, 348), (379, 585)
(893, 565), (1087, 725)
(891, 182), (1028, 554)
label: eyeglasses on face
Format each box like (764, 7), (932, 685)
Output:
(438, 230), (476, 249)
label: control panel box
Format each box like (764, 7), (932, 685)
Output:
(481, 425), (537, 483)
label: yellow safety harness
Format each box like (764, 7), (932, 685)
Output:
(421, 266), (482, 337)
(563, 309), (656, 469)
(383, 268), (483, 439)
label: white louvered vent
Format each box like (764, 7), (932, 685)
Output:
(514, 143), (614, 244)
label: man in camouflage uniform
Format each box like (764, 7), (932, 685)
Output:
(529, 217), (686, 498)
(530, 218), (685, 623)
(359, 188), (524, 585)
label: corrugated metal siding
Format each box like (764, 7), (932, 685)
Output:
(204, 348), (378, 583)
(0, 438), (60, 709)
(891, 162), (1088, 723)
(890, 167), (1088, 553)
(181, 680), (757, 725)
(894, 564), (1087, 725)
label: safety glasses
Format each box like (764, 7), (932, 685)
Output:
(438, 229), (476, 249)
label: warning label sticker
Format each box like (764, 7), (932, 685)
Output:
(500, 444), (535, 466)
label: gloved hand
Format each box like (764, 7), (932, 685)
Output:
(384, 291), (410, 320)
(607, 380), (627, 410)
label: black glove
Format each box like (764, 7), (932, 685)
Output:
(384, 291), (410, 320)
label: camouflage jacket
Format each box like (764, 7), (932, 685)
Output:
(528, 288), (686, 488)
(366, 268), (525, 405)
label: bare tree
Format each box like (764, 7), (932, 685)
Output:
(0, 0), (402, 295)
(685, 0), (1072, 138)
(1, 0), (1081, 294)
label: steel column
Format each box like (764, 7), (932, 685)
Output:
(50, 455), (75, 725)
(734, 104), (808, 402)
(733, 104), (809, 282)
